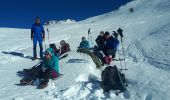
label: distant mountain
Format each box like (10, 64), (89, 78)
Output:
(44, 19), (76, 25)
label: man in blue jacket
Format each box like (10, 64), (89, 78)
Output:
(103, 31), (119, 58)
(31, 17), (45, 60)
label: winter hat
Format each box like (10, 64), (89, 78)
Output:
(60, 40), (66, 45)
(104, 31), (110, 36)
(45, 51), (52, 57)
(100, 31), (104, 34)
(45, 48), (53, 57)
(82, 36), (86, 40)
(35, 16), (40, 20)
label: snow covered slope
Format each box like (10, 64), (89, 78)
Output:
(0, 0), (170, 99)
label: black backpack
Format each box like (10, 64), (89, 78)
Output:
(101, 65), (127, 92)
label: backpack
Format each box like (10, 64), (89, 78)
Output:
(101, 65), (127, 92)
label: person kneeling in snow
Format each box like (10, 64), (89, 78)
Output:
(103, 32), (120, 64)
(20, 48), (60, 89)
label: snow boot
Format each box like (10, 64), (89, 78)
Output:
(37, 80), (48, 89)
(20, 79), (33, 85)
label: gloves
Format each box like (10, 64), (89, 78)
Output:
(42, 67), (47, 72)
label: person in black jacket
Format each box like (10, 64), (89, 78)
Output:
(95, 31), (105, 50)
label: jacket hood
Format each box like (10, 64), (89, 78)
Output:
(45, 48), (54, 57)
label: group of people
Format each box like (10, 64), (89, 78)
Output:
(20, 17), (124, 88)
(31, 17), (71, 60)
(20, 17), (71, 88)
(78, 29), (123, 65)
(94, 30), (121, 64)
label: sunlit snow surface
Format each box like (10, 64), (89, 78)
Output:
(0, 0), (170, 99)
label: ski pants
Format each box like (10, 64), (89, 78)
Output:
(30, 65), (51, 85)
(33, 38), (43, 58)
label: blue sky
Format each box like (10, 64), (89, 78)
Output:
(0, 0), (131, 28)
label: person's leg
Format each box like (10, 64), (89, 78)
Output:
(38, 38), (43, 59)
(38, 69), (51, 88)
(33, 38), (38, 58)
(20, 64), (43, 85)
(42, 69), (51, 84)
(30, 64), (42, 80)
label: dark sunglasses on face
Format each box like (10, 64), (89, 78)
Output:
(45, 53), (49, 56)
(36, 19), (40, 21)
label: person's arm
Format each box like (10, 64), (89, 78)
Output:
(87, 41), (90, 48)
(95, 36), (99, 45)
(31, 25), (34, 40)
(95, 36), (98, 42)
(112, 38), (119, 49)
(53, 56), (59, 73)
(66, 44), (71, 51)
(41, 25), (45, 41)
(78, 42), (82, 48)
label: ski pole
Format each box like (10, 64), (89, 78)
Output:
(88, 29), (90, 44)
(90, 33), (93, 47)
(88, 28), (93, 47)
(121, 37), (127, 70)
(118, 49), (123, 70)
(44, 40), (46, 50)
(47, 28), (50, 46)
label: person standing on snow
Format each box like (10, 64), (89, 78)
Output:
(31, 17), (45, 60)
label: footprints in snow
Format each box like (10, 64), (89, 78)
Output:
(46, 74), (131, 99)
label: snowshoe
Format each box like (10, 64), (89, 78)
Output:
(32, 57), (37, 61)
(37, 83), (48, 89)
(20, 79), (32, 85)
(38, 84), (47, 89)
(23, 68), (32, 73)
(37, 80), (48, 89)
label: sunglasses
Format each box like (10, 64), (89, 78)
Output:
(36, 19), (40, 21)
(45, 53), (50, 56)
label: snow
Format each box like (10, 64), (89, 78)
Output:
(0, 0), (170, 99)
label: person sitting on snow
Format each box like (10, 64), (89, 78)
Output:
(50, 43), (60, 57)
(59, 40), (71, 55)
(20, 48), (60, 89)
(78, 37), (90, 49)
